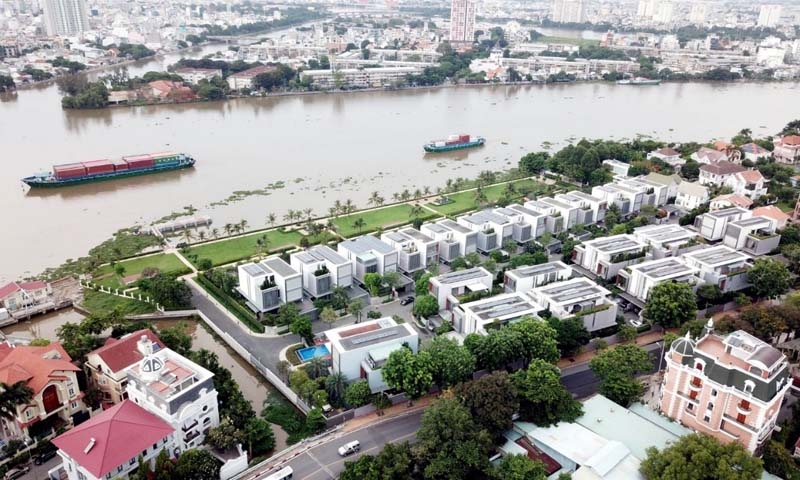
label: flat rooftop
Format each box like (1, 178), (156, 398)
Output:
(439, 219), (473, 235)
(683, 246), (748, 266)
(241, 262), (269, 277)
(293, 245), (349, 265)
(707, 207), (748, 219)
(460, 210), (511, 226)
(584, 235), (643, 253)
(539, 197), (573, 210)
(567, 191), (603, 202)
(631, 258), (695, 279)
(328, 318), (415, 352)
(463, 293), (539, 321)
(340, 235), (395, 254)
(507, 204), (546, 217)
(422, 222), (448, 234)
(634, 224), (695, 245)
(399, 227), (434, 243)
(433, 267), (492, 285)
(262, 257), (298, 278)
(730, 216), (772, 228)
(536, 278), (608, 305)
(506, 261), (570, 279)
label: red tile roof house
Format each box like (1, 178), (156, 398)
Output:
(84, 330), (163, 406)
(698, 161), (745, 188)
(646, 147), (684, 167)
(0, 343), (88, 439)
(146, 80), (196, 102)
(0, 281), (51, 313)
(691, 147), (728, 165)
(51, 400), (175, 480)
(774, 135), (800, 164)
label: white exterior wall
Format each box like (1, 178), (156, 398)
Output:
(57, 434), (176, 480)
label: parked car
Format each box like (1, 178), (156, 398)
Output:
(4, 465), (30, 480)
(338, 440), (360, 457)
(400, 296), (415, 306)
(629, 318), (643, 328)
(33, 449), (57, 465)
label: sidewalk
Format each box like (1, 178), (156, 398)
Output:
(343, 395), (436, 433)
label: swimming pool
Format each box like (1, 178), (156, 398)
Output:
(296, 344), (331, 362)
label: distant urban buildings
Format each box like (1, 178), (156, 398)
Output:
(449, 0), (475, 43)
(41, 0), (90, 36)
(551, 0), (585, 24)
(757, 4), (783, 28)
(689, 3), (708, 25)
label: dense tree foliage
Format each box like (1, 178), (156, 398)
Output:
(513, 359), (582, 426)
(48, 56), (86, 73)
(413, 294), (440, 318)
(136, 273), (192, 310)
(0, 74), (15, 90)
(339, 442), (416, 480)
(748, 258), (791, 299)
(61, 81), (109, 109)
(590, 345), (652, 406)
(382, 346), (433, 399)
(453, 371), (518, 440)
(495, 454), (548, 480)
(642, 281), (697, 328)
(640, 433), (762, 480)
(424, 337), (476, 388)
(344, 380), (372, 407)
(547, 317), (591, 356)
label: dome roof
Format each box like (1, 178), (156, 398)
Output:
(671, 334), (695, 356)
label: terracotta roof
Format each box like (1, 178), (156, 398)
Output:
(713, 140), (731, 151)
(699, 161), (745, 176)
(52, 400), (174, 479)
(712, 194), (753, 209)
(735, 170), (764, 183)
(781, 135), (800, 146)
(694, 147), (727, 163)
(0, 343), (78, 394)
(88, 330), (162, 374)
(753, 206), (791, 222)
(654, 147), (679, 157)
(0, 283), (20, 300)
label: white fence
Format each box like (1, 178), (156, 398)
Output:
(80, 280), (164, 312)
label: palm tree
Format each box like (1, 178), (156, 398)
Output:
(400, 189), (411, 201)
(333, 200), (343, 217)
(423, 186), (431, 196)
(325, 372), (347, 403)
(368, 191), (382, 207)
(303, 208), (314, 223)
(392, 192), (402, 202)
(211, 228), (220, 239)
(352, 218), (366, 233)
(239, 219), (248, 232)
(474, 187), (488, 206)
(327, 219), (337, 232)
(409, 205), (424, 220)
(283, 210), (295, 223)
(328, 206), (338, 219)
(0, 381), (33, 421)
(181, 229), (194, 244)
(255, 238), (265, 258)
(343, 199), (355, 215)
(413, 188), (422, 199)
(198, 231), (206, 242)
(445, 179), (454, 193)
(266, 213), (276, 228)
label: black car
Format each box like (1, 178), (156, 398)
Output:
(400, 296), (415, 306)
(33, 449), (57, 465)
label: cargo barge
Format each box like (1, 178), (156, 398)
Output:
(424, 134), (485, 153)
(616, 78), (661, 86)
(22, 152), (195, 188)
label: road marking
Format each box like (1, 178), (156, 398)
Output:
(300, 431), (417, 480)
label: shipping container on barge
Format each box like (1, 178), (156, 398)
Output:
(21, 152), (195, 188)
(423, 134), (485, 153)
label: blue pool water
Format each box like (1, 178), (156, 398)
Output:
(296, 344), (331, 362)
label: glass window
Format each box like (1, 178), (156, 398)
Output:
(703, 415), (710, 422)
(711, 389), (717, 397)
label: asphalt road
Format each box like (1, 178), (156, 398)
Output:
(243, 411), (423, 480)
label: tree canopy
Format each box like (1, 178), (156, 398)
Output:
(382, 346), (433, 399)
(453, 371), (518, 440)
(513, 359), (582, 426)
(643, 281), (697, 328)
(424, 337), (476, 388)
(589, 345), (652, 407)
(640, 433), (762, 480)
(748, 258), (791, 299)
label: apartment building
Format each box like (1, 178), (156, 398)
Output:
(338, 235), (399, 282)
(572, 234), (649, 280)
(618, 258), (700, 302)
(226, 65), (277, 90)
(237, 257), (303, 313)
(421, 219), (478, 262)
(661, 327), (790, 453)
(554, 191), (608, 225)
(85, 329), (163, 406)
(429, 267), (494, 311)
(504, 204), (548, 239)
(124, 336), (220, 451)
(449, 0), (476, 43)
(451, 292), (540, 335)
(774, 135), (800, 164)
(303, 67), (423, 89)
(381, 228), (438, 274)
(680, 246), (752, 293)
(491, 207), (535, 243)
(529, 278), (618, 332)
(290, 245), (353, 298)
(173, 68), (221, 85)
(325, 317), (418, 393)
(42, 0), (89, 36)
(632, 224), (698, 259)
(457, 210), (513, 252)
(504, 261), (573, 293)
(722, 216), (781, 256)
(695, 207), (751, 241)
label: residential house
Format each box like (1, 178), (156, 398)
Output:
(602, 159), (630, 177)
(740, 143), (772, 162)
(504, 204), (548, 239)
(324, 317), (418, 393)
(644, 172), (682, 200)
(451, 292), (540, 335)
(290, 245), (353, 298)
(710, 194), (753, 211)
(774, 135), (800, 164)
(691, 147), (727, 164)
(753, 206), (791, 229)
(338, 235), (399, 283)
(457, 210), (513, 252)
(504, 261), (573, 293)
(381, 228), (438, 274)
(617, 257), (700, 302)
(554, 191), (608, 225)
(226, 65), (276, 90)
(51, 400), (176, 480)
(429, 267), (494, 311)
(124, 336), (220, 451)
(695, 207), (751, 241)
(674, 181), (709, 210)
(725, 170), (767, 200)
(85, 329), (163, 406)
(0, 343), (88, 439)
(590, 183), (644, 216)
(680, 246), (752, 292)
(491, 207), (535, 243)
(147, 80), (195, 101)
(572, 234), (649, 280)
(618, 177), (671, 208)
(648, 147), (684, 168)
(173, 67), (222, 85)
(528, 277), (618, 332)
(523, 200), (566, 234)
(421, 220), (478, 263)
(661, 327), (790, 453)
(698, 161), (746, 188)
(722, 215), (781, 256)
(0, 280), (52, 313)
(631, 224), (698, 259)
(236, 257), (302, 313)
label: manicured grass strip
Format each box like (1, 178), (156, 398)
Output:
(427, 179), (544, 216)
(540, 35), (600, 47)
(82, 289), (156, 315)
(333, 204), (438, 237)
(188, 230), (303, 267)
(286, 344), (305, 366)
(194, 275), (265, 333)
(93, 253), (190, 288)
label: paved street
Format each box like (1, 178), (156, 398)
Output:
(561, 342), (664, 399)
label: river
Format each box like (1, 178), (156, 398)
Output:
(2, 310), (289, 451)
(2, 50), (800, 280)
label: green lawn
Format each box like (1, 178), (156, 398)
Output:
(540, 35), (600, 47)
(92, 253), (190, 289)
(333, 204), (438, 237)
(428, 179), (544, 216)
(187, 229), (303, 267)
(776, 201), (794, 213)
(81, 289), (156, 315)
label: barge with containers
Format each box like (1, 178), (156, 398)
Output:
(424, 134), (485, 153)
(21, 152), (195, 188)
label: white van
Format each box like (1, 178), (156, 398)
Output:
(338, 440), (360, 457)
